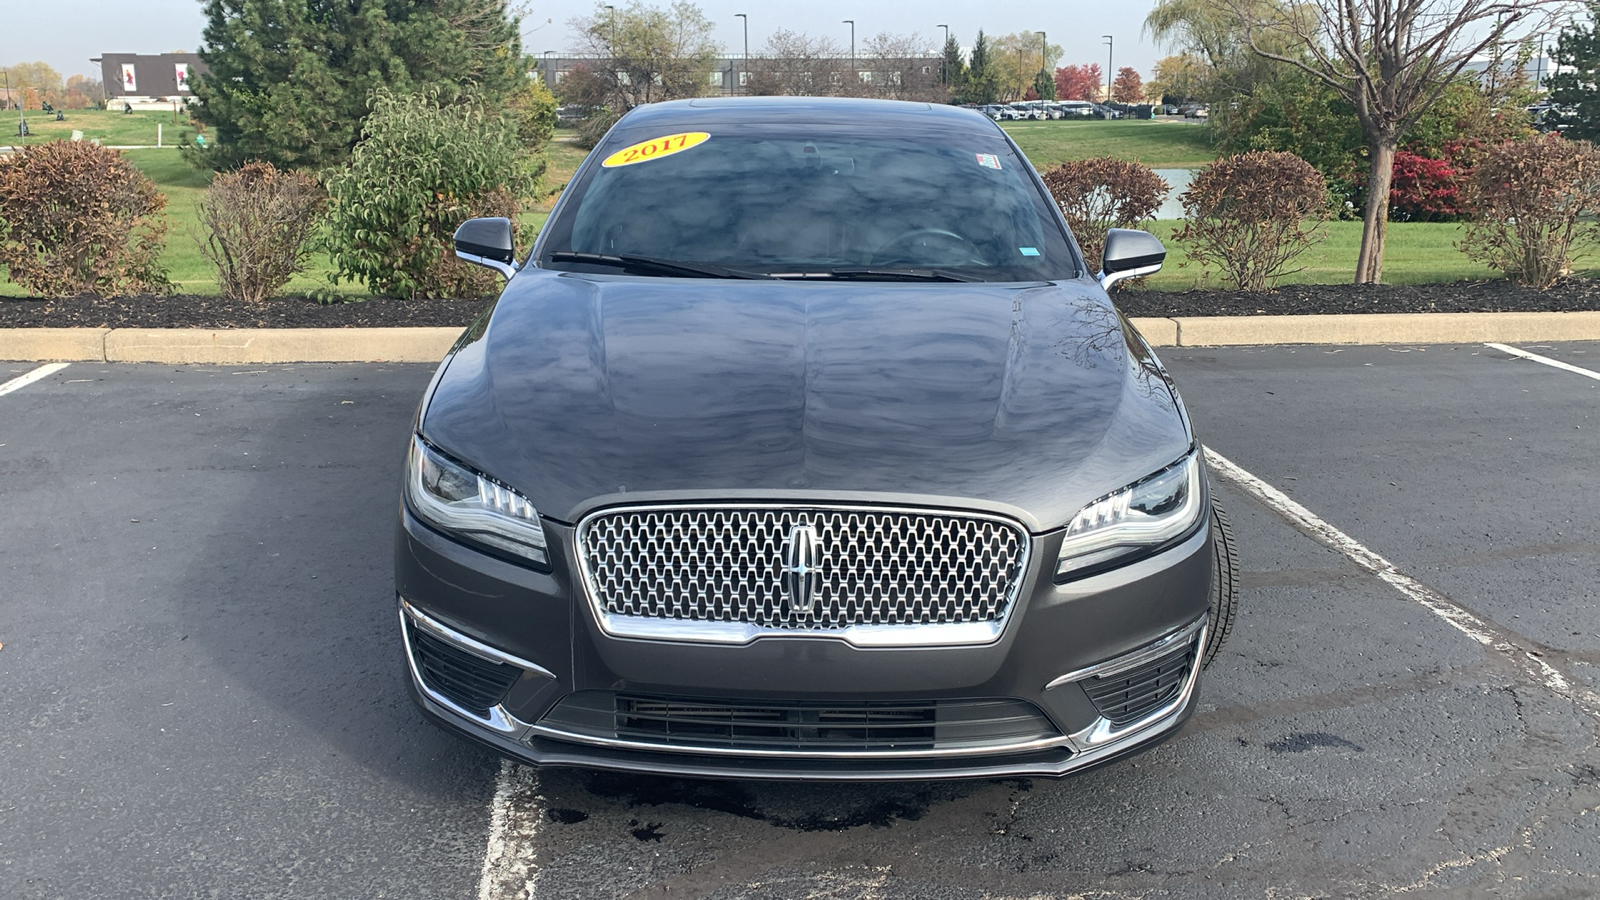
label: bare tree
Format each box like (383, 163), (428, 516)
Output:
(1217, 0), (1565, 283)
(859, 32), (942, 102)
(747, 29), (849, 97)
(568, 1), (720, 110)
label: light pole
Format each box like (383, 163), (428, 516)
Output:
(1102, 34), (1113, 104)
(844, 20), (855, 63)
(735, 13), (748, 94)
(1036, 31), (1047, 100)
(605, 5), (617, 56)
(938, 24), (949, 86)
(543, 49), (556, 86)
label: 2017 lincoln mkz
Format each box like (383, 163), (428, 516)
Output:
(396, 97), (1238, 780)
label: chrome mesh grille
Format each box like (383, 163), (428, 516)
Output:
(578, 506), (1028, 630)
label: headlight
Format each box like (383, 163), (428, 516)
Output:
(406, 436), (549, 566)
(1056, 450), (1203, 580)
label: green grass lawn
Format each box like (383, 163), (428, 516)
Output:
(5, 107), (196, 148)
(1002, 119), (1217, 169)
(1141, 219), (1506, 291)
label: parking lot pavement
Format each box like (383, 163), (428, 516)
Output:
(2, 345), (1598, 899)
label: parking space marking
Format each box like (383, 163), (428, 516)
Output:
(1485, 342), (1600, 381)
(0, 362), (69, 397)
(477, 759), (544, 900)
(1205, 447), (1600, 717)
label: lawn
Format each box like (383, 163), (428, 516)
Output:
(1002, 119), (1218, 169)
(4, 107), (196, 148)
(1141, 219), (1510, 290)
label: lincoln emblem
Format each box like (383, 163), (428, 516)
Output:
(781, 523), (825, 613)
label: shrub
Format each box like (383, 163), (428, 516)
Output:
(1039, 158), (1168, 272)
(1387, 151), (1465, 222)
(1459, 134), (1600, 290)
(0, 140), (168, 297)
(324, 89), (544, 300)
(1174, 151), (1327, 292)
(197, 162), (325, 303)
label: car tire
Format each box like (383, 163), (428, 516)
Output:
(1203, 495), (1239, 668)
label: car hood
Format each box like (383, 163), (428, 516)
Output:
(422, 270), (1190, 532)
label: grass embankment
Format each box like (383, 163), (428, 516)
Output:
(1002, 119), (1218, 169)
(0, 122), (1542, 298)
(4, 108), (194, 147)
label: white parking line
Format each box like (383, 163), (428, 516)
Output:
(477, 759), (544, 900)
(1485, 342), (1600, 381)
(0, 362), (70, 397)
(1205, 447), (1600, 717)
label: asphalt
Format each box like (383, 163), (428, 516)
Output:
(1, 344), (1597, 898)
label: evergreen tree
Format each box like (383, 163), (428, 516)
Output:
(940, 33), (968, 101)
(1549, 4), (1600, 140)
(190, 0), (527, 171)
(963, 31), (999, 105)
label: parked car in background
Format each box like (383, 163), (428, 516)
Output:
(405, 96), (1239, 781)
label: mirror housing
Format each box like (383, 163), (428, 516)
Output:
(453, 217), (518, 279)
(1098, 228), (1166, 291)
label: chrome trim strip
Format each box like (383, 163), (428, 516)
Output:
(1044, 614), (1208, 690)
(399, 600), (543, 737)
(402, 599), (556, 679)
(525, 724), (1073, 760)
(573, 502), (1033, 648)
(1063, 616), (1208, 751)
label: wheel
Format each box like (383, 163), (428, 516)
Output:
(871, 228), (985, 267)
(1202, 495), (1238, 668)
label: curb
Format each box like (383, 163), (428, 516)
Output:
(0, 327), (462, 364)
(4, 312), (1600, 363)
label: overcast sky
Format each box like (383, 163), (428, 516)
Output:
(5, 0), (1171, 82)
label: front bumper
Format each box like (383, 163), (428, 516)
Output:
(395, 504), (1212, 781)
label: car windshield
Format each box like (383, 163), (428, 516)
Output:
(536, 123), (1081, 282)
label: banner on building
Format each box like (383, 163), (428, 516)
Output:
(175, 63), (189, 92)
(122, 64), (137, 93)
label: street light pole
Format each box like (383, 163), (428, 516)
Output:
(605, 5), (617, 56)
(735, 13), (748, 94)
(1036, 31), (1047, 100)
(939, 24), (949, 86)
(843, 20), (854, 63)
(1102, 34), (1113, 104)
(543, 49), (556, 86)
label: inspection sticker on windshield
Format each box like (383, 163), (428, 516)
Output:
(976, 153), (1002, 170)
(602, 132), (711, 168)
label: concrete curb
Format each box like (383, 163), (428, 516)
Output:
(1, 327), (462, 364)
(4, 312), (1600, 363)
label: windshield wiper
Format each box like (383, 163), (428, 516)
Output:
(793, 267), (982, 283)
(547, 251), (772, 280)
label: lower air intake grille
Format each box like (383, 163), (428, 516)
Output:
(409, 626), (521, 715)
(1081, 639), (1196, 727)
(538, 692), (1060, 755)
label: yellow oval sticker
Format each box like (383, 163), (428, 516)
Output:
(601, 132), (711, 168)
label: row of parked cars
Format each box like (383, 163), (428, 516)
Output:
(975, 101), (1130, 121)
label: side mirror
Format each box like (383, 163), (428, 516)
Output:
(1098, 228), (1166, 291)
(453, 217), (518, 279)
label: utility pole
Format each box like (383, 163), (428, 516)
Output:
(939, 24), (949, 86)
(735, 13), (748, 94)
(1102, 34), (1113, 103)
(1036, 31), (1047, 100)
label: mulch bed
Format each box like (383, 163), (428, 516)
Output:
(1, 278), (1597, 329)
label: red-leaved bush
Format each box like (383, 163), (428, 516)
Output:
(0, 140), (168, 297)
(1459, 134), (1600, 289)
(1387, 151), (1465, 222)
(1174, 151), (1327, 292)
(1040, 157), (1169, 273)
